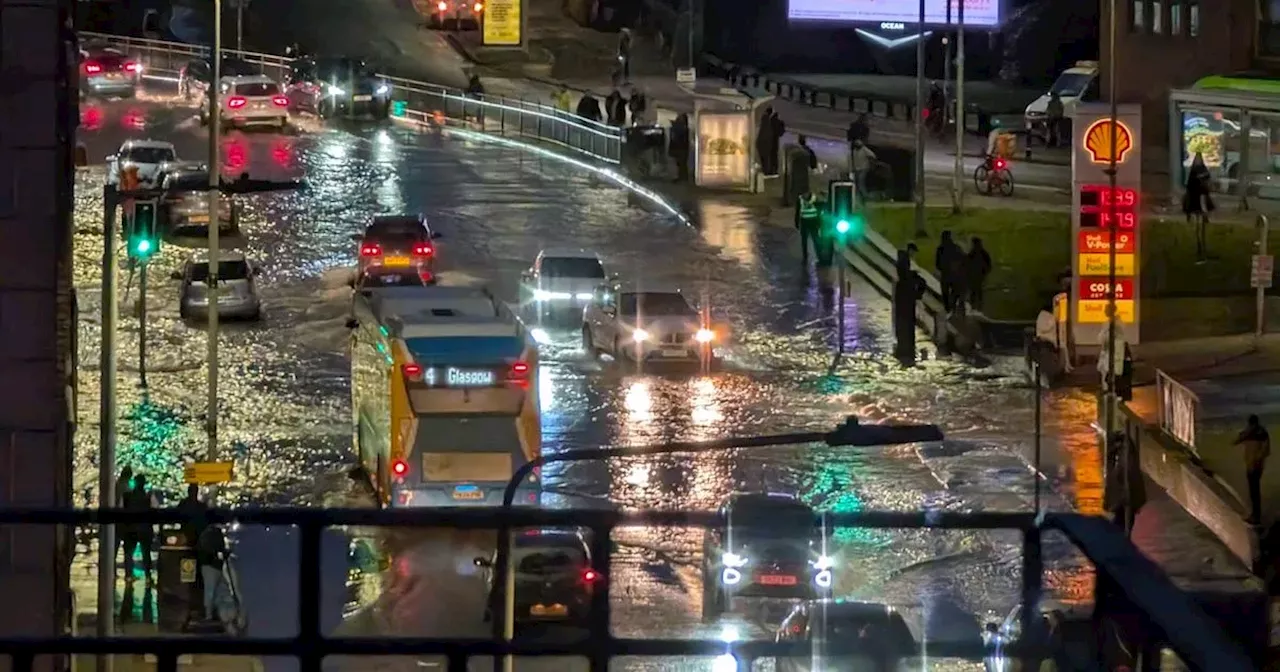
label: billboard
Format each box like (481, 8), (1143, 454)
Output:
(695, 112), (752, 188)
(483, 0), (521, 46)
(788, 0), (1001, 27)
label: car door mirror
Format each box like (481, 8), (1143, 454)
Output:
(170, 270), (183, 281)
(473, 556), (492, 568)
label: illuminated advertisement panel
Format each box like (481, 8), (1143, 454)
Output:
(695, 112), (751, 188)
(788, 0), (1001, 27)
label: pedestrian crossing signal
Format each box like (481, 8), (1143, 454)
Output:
(127, 199), (160, 260)
(828, 180), (860, 238)
(392, 100), (407, 117)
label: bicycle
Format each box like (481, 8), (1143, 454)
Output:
(973, 155), (1015, 197)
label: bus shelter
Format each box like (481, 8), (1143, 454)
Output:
(1169, 77), (1280, 210)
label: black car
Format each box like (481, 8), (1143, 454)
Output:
(284, 57), (391, 119)
(178, 56), (259, 102)
(475, 528), (598, 628)
(357, 214), (440, 279)
(775, 600), (917, 671)
(700, 493), (833, 621)
(79, 43), (141, 97)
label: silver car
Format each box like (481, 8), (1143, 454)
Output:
(174, 252), (263, 321)
(79, 45), (141, 97)
(581, 285), (719, 363)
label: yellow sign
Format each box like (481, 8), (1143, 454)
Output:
(1078, 299), (1136, 324)
(180, 558), (197, 583)
(183, 461), (234, 484)
(482, 0), (521, 46)
(1077, 253), (1136, 276)
(1083, 119), (1135, 165)
(696, 112), (751, 188)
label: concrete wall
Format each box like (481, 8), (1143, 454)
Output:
(0, 0), (78, 668)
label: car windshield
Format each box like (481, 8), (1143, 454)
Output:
(516, 548), (585, 574)
(542, 258), (605, 279)
(368, 218), (425, 239)
(316, 59), (373, 80)
(619, 292), (694, 316)
(360, 272), (424, 287)
(730, 499), (815, 534)
(166, 172), (209, 190)
(125, 147), (175, 164)
(190, 260), (250, 282)
(1049, 72), (1093, 97)
(235, 81), (280, 96)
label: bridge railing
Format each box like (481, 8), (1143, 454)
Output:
(77, 32), (624, 165)
(0, 506), (1256, 671)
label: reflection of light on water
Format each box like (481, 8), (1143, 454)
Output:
(623, 463), (650, 487)
(690, 376), (722, 426)
(698, 201), (756, 265)
(375, 171), (403, 213)
(538, 365), (555, 414)
(374, 130), (395, 164)
(624, 381), (652, 422)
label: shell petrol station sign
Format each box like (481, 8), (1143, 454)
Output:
(1071, 104), (1142, 344)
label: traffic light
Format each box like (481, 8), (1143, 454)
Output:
(828, 180), (861, 238)
(127, 198), (160, 260)
(391, 100), (407, 117)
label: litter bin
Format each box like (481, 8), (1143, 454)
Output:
(866, 145), (915, 202)
(155, 530), (200, 632)
(622, 125), (667, 178)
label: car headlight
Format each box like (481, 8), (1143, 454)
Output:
(375, 83), (390, 96)
(631, 328), (650, 342)
(575, 292), (593, 301)
(326, 84), (345, 96)
(534, 290), (571, 301)
(695, 328), (715, 343)
(721, 551), (747, 568)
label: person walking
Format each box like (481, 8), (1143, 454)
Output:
(785, 134), (818, 205)
(175, 483), (209, 547)
(964, 237), (992, 312)
(756, 107), (777, 176)
(849, 139), (876, 201)
(795, 191), (822, 271)
(1183, 152), (1215, 260)
(121, 473), (157, 581)
(576, 92), (602, 123)
(551, 86), (572, 112)
(196, 524), (229, 624)
(935, 230), (964, 312)
(846, 113), (870, 147)
(605, 89), (627, 126)
(616, 28), (633, 84)
(1234, 414), (1271, 525)
(627, 88), (648, 126)
(1045, 91), (1065, 148)
(668, 113), (690, 183)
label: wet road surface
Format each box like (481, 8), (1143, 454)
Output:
(66, 78), (1240, 671)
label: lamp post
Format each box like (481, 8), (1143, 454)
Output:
(914, 0), (927, 237)
(1103, 0), (1119, 442)
(207, 0), (223, 488)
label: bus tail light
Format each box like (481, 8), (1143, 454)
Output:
(392, 459), (408, 476)
(402, 363), (423, 381)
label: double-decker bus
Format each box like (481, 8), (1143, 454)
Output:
(349, 285), (541, 507)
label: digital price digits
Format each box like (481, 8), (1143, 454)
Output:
(1079, 185), (1139, 209)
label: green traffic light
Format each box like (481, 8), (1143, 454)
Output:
(135, 239), (152, 254)
(836, 220), (851, 234)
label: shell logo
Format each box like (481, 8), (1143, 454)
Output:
(1083, 119), (1134, 164)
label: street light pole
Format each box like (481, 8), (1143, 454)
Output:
(1103, 0), (1118, 439)
(914, 0), (927, 237)
(95, 186), (120, 672)
(953, 0), (965, 214)
(235, 0), (245, 51)
(207, 0), (223, 482)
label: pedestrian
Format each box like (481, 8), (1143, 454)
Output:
(628, 88), (648, 126)
(196, 523), (228, 623)
(756, 107), (777, 176)
(964, 237), (992, 311)
(616, 28), (633, 83)
(785, 134), (817, 204)
(795, 191), (822, 270)
(769, 111), (787, 176)
(927, 81), (945, 136)
(668, 113), (691, 182)
(849, 139), (876, 201)
(175, 483), (209, 547)
(552, 85), (572, 112)
(576, 92), (602, 123)
(114, 465), (133, 508)
(465, 74), (484, 97)
(121, 473), (157, 581)
(892, 249), (923, 363)
(1234, 414), (1271, 525)
(846, 113), (870, 147)
(1095, 303), (1129, 393)
(1183, 152), (1214, 259)
(605, 89), (627, 126)
(935, 230), (964, 312)
(1045, 91), (1065, 148)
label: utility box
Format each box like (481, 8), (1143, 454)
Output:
(155, 533), (200, 632)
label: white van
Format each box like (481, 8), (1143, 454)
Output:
(1024, 61), (1101, 136)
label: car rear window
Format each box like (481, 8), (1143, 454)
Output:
(235, 81), (280, 96)
(542, 258), (604, 279)
(166, 172), (209, 190)
(516, 549), (585, 574)
(367, 219), (425, 238)
(126, 147), (175, 164)
(91, 52), (128, 69)
(190, 260), (250, 282)
(221, 59), (258, 77)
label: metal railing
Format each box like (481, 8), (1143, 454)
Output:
(0, 506), (1255, 671)
(77, 32), (624, 164)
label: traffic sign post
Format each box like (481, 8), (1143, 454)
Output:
(1255, 215), (1272, 340)
(676, 68), (696, 86)
(183, 461), (235, 485)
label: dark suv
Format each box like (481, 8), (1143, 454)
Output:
(284, 57), (391, 119)
(700, 492), (833, 621)
(79, 43), (141, 98)
(475, 528), (599, 630)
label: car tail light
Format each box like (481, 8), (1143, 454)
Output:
(227, 96), (247, 109)
(472, 2), (483, 10)
(360, 243), (382, 257)
(391, 459), (408, 476)
(124, 62), (141, 73)
(412, 243), (433, 256)
(272, 95), (289, 107)
(84, 63), (102, 74)
(402, 363), (423, 381)
(436, 1), (447, 9)
(510, 362), (530, 378)
(582, 569), (598, 582)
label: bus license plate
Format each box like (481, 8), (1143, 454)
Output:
(757, 574), (797, 586)
(384, 255), (411, 267)
(354, 95), (373, 102)
(187, 214), (210, 222)
(452, 485), (484, 500)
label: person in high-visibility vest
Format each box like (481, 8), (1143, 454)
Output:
(795, 191), (822, 270)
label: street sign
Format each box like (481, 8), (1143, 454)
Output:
(183, 461), (234, 484)
(676, 68), (696, 85)
(1252, 254), (1274, 289)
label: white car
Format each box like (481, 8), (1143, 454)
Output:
(107, 139), (178, 187)
(581, 283), (718, 363)
(201, 75), (289, 130)
(174, 250), (263, 321)
(521, 248), (610, 320)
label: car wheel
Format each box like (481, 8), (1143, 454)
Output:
(179, 302), (190, 320)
